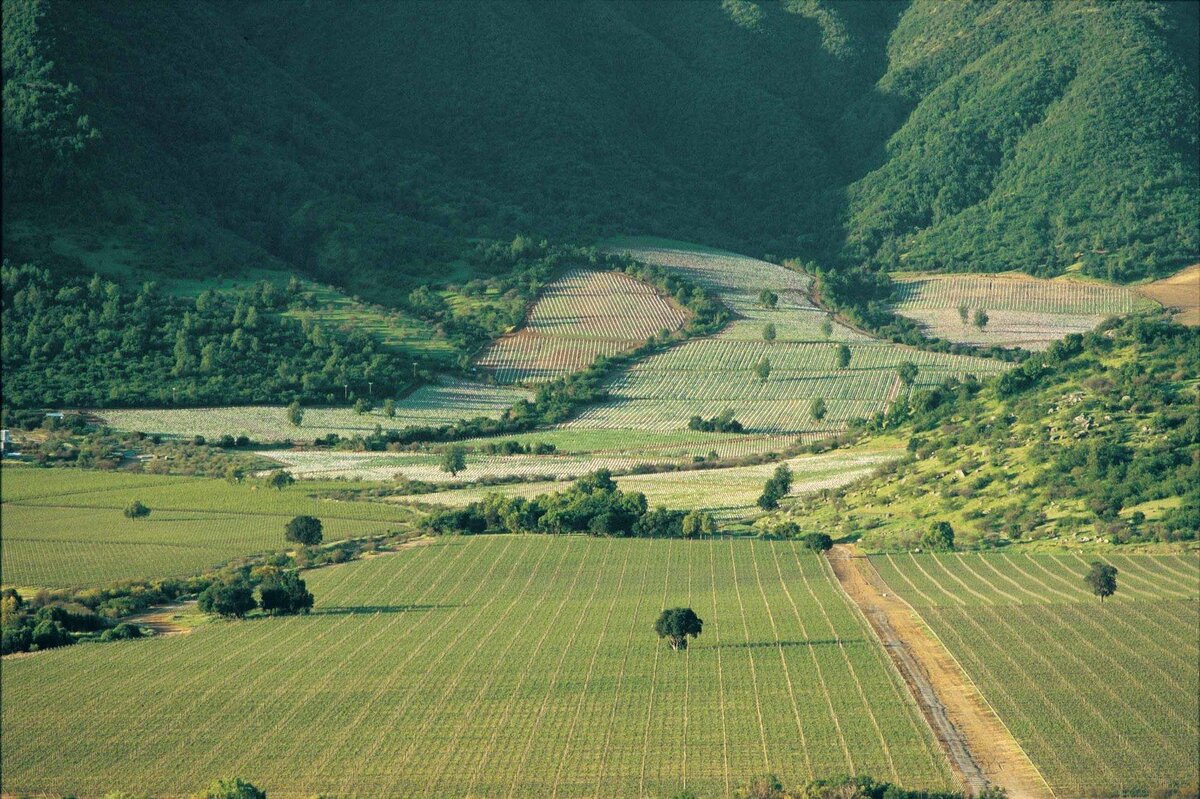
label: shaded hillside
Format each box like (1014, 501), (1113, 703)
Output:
(2, 0), (1196, 301)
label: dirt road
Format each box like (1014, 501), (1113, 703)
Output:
(827, 545), (1052, 799)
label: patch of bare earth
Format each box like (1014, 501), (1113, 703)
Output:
(1139, 263), (1200, 326)
(125, 599), (199, 636)
(827, 545), (1052, 799)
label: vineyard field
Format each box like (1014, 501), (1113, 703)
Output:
(890, 273), (1152, 350)
(0, 467), (417, 587)
(476, 269), (689, 384)
(407, 448), (902, 517)
(872, 552), (1200, 797)
(98, 380), (532, 441)
(0, 536), (955, 797)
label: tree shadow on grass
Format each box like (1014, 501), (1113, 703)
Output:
(312, 604), (458, 616)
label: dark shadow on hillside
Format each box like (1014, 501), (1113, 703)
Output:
(313, 604), (457, 616)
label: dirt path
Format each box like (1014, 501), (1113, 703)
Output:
(827, 545), (1053, 799)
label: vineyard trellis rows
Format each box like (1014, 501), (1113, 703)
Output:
(889, 274), (1148, 351)
(0, 537), (957, 797)
(871, 552), (1200, 798)
(0, 467), (415, 587)
(476, 268), (689, 384)
(98, 379), (532, 441)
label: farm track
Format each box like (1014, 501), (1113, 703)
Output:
(827, 545), (1051, 799)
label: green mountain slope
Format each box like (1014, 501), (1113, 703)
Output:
(4, 0), (1194, 301)
(779, 316), (1200, 550)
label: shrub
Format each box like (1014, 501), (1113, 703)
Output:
(123, 500), (151, 519)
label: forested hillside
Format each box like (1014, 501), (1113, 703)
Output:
(3, 0), (1196, 304)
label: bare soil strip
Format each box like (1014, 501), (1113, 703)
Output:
(1138, 263), (1200, 326)
(827, 545), (1052, 799)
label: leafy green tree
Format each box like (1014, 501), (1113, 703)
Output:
(835, 344), (851, 369)
(260, 571), (315, 615)
(973, 308), (990, 329)
(810, 397), (827, 421)
(753, 356), (771, 382)
(897, 361), (918, 387)
(383, 398), (396, 418)
(267, 470), (295, 491)
(758, 289), (778, 309)
(802, 532), (833, 551)
(30, 619), (73, 650)
(191, 778), (266, 799)
(757, 464), (793, 510)
(654, 607), (703, 651)
(441, 444), (468, 477)
(820, 318), (833, 339)
(1084, 561), (1118, 603)
(287, 401), (304, 427)
(958, 304), (970, 324)
(198, 579), (256, 618)
(762, 323), (776, 343)
(353, 398), (371, 414)
(922, 521), (955, 552)
(681, 510), (717, 539)
(123, 500), (151, 519)
(285, 515), (323, 546)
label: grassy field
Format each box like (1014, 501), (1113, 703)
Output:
(97, 380), (532, 442)
(890, 273), (1152, 350)
(0, 536), (955, 797)
(405, 448), (902, 518)
(0, 467), (417, 587)
(477, 268), (689, 384)
(872, 552), (1200, 797)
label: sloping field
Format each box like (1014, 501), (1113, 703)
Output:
(0, 467), (416, 587)
(1138, 263), (1200, 326)
(476, 268), (689, 384)
(0, 537), (956, 797)
(98, 380), (532, 441)
(890, 273), (1149, 350)
(872, 552), (1200, 798)
(561, 244), (1011, 436)
(407, 448), (902, 518)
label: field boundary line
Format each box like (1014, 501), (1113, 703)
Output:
(835, 547), (1056, 799)
(727, 539), (771, 773)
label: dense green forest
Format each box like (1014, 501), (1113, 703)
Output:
(3, 0), (1196, 307)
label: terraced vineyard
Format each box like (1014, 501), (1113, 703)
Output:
(872, 552), (1200, 797)
(575, 244), (1009, 436)
(98, 380), (532, 442)
(891, 273), (1152, 350)
(476, 269), (689, 384)
(408, 448), (901, 517)
(0, 536), (956, 797)
(0, 467), (416, 587)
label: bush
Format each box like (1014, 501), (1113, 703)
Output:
(192, 778), (266, 799)
(123, 500), (151, 519)
(801, 532), (834, 551)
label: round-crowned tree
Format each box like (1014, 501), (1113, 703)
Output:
(1084, 561), (1118, 603)
(654, 607), (704, 651)
(285, 515), (323, 546)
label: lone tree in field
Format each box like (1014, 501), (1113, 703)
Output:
(835, 344), (851, 369)
(810, 397), (827, 421)
(922, 520), (955, 552)
(753, 356), (771, 383)
(1084, 561), (1119, 603)
(287, 400), (304, 427)
(762, 323), (776, 343)
(820, 317), (833, 339)
(441, 444), (468, 477)
(267, 470), (295, 491)
(973, 308), (990, 329)
(123, 500), (151, 519)
(958, 303), (970, 324)
(897, 361), (919, 387)
(655, 607), (704, 651)
(260, 570), (315, 615)
(758, 289), (778, 309)
(285, 515), (323, 546)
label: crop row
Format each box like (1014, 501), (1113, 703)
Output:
(894, 308), (1115, 351)
(873, 552), (1199, 797)
(525, 269), (689, 340)
(0, 537), (955, 796)
(476, 332), (635, 385)
(891, 275), (1139, 315)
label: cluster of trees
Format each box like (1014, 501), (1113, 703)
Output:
(706, 773), (1007, 799)
(198, 569), (314, 619)
(1, 587), (144, 655)
(423, 470), (718, 539)
(1, 265), (415, 408)
(688, 408), (744, 433)
(478, 440), (556, 455)
(757, 465), (794, 510)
